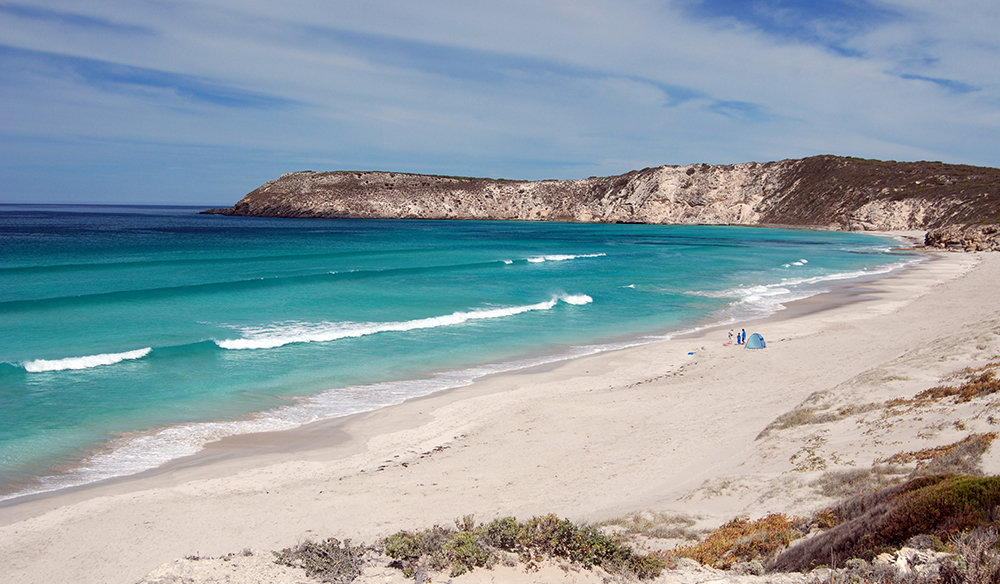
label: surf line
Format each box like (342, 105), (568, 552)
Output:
(23, 347), (152, 373)
(216, 294), (594, 351)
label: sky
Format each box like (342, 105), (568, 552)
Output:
(1, 1), (998, 206)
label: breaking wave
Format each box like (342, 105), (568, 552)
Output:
(216, 295), (593, 350)
(23, 348), (152, 373)
(695, 259), (918, 320)
(525, 253), (605, 263)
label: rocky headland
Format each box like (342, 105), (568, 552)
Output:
(205, 155), (1000, 248)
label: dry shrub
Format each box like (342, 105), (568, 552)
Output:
(915, 367), (1000, 404)
(273, 538), (369, 584)
(882, 433), (998, 475)
(597, 511), (701, 541)
(757, 403), (883, 440)
(946, 528), (1000, 584)
(670, 513), (806, 570)
(757, 408), (819, 439)
(769, 474), (1000, 572)
(812, 466), (908, 500)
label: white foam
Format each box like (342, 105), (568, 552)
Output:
(1, 324), (664, 505)
(695, 258), (920, 321)
(216, 295), (592, 350)
(525, 253), (606, 263)
(23, 348), (152, 373)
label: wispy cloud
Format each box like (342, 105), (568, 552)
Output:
(0, 2), (154, 36)
(898, 73), (977, 94)
(0, 0), (997, 204)
(681, 0), (903, 55)
(1, 45), (297, 109)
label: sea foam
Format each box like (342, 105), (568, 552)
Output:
(696, 259), (918, 320)
(23, 348), (152, 373)
(216, 295), (593, 350)
(0, 325), (647, 504)
(525, 253), (605, 263)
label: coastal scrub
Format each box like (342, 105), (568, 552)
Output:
(770, 474), (1000, 571)
(669, 513), (806, 570)
(383, 514), (666, 579)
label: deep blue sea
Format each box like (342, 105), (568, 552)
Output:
(0, 205), (919, 500)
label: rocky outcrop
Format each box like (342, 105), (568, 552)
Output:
(205, 156), (1000, 233)
(925, 224), (1000, 251)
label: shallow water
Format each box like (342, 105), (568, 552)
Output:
(0, 205), (918, 499)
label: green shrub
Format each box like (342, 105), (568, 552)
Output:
(770, 474), (1000, 572)
(381, 514), (665, 580)
(383, 531), (420, 563)
(483, 516), (522, 549)
(442, 531), (493, 576)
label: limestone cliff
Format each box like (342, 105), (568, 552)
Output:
(205, 155), (1000, 232)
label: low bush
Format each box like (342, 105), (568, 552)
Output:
(596, 510), (701, 541)
(669, 513), (806, 570)
(769, 474), (1000, 572)
(946, 528), (1000, 584)
(273, 538), (368, 584)
(812, 466), (907, 499)
(382, 514), (665, 579)
(914, 364), (1000, 404)
(888, 433), (999, 476)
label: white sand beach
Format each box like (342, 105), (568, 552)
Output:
(3, 249), (1000, 584)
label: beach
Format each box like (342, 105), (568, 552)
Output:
(2, 248), (999, 584)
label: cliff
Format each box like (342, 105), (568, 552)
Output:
(205, 155), (1000, 233)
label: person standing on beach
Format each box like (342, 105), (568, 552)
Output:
(728, 329), (734, 344)
(740, 329), (746, 345)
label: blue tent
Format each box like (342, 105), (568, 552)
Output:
(745, 333), (766, 349)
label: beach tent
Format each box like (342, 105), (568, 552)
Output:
(745, 333), (766, 349)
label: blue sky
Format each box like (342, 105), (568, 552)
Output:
(1, 1), (998, 205)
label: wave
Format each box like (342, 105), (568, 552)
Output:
(689, 258), (922, 322)
(0, 327), (657, 504)
(0, 257), (920, 503)
(215, 294), (594, 350)
(694, 258), (920, 320)
(22, 347), (152, 373)
(525, 253), (606, 263)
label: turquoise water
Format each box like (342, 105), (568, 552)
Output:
(0, 205), (918, 500)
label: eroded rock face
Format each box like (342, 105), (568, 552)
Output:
(925, 224), (1000, 251)
(205, 156), (1000, 232)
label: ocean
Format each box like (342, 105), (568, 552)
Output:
(0, 205), (919, 501)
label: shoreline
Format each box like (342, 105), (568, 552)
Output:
(0, 236), (920, 507)
(6, 247), (1000, 584)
